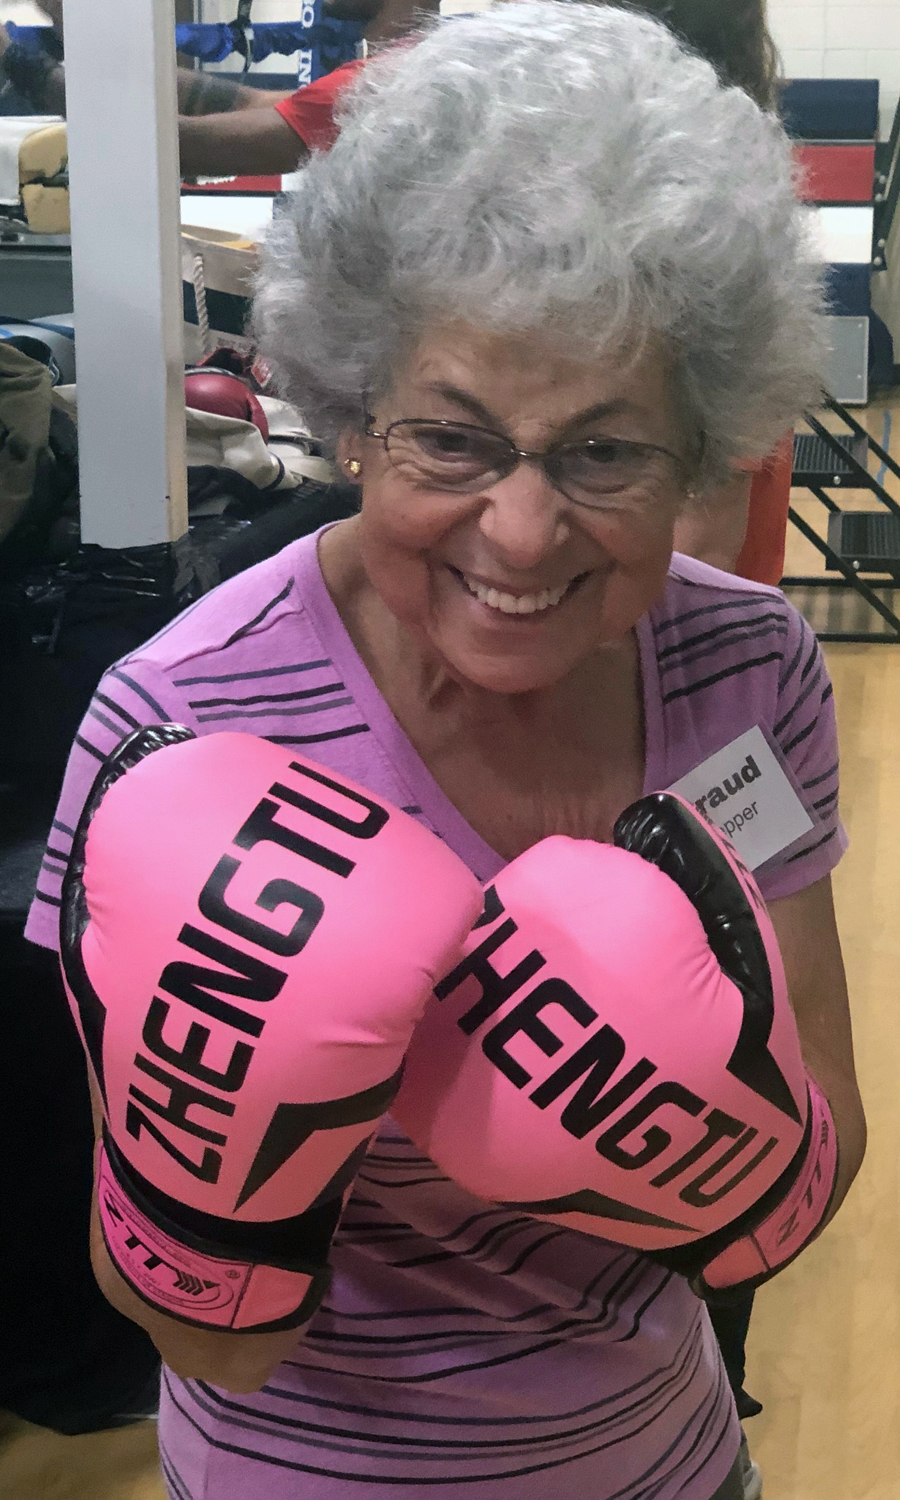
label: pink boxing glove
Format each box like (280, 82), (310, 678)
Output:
(393, 794), (838, 1295)
(61, 727), (482, 1333)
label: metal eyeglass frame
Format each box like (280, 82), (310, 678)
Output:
(362, 414), (688, 507)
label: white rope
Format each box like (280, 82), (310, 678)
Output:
(191, 252), (212, 357)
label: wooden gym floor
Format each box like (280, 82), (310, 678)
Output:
(2, 397), (900, 1500)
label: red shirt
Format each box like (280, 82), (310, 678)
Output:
(274, 60), (367, 150)
(735, 434), (794, 587)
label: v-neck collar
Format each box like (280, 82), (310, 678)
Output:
(295, 528), (667, 880)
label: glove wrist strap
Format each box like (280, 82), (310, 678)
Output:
(697, 1074), (838, 1295)
(97, 1146), (326, 1333)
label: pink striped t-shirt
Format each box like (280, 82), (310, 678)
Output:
(27, 532), (845, 1500)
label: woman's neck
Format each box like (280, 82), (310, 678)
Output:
(318, 517), (606, 731)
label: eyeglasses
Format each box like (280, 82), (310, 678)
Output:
(363, 416), (686, 510)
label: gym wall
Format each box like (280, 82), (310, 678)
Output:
(0, 2), (53, 19)
(769, 2), (900, 138)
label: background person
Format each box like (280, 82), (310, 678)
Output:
(0, 2), (779, 193)
(27, 8), (865, 1499)
(0, 0), (434, 173)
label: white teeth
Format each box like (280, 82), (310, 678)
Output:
(462, 574), (570, 615)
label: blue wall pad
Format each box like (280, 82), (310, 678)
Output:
(827, 263), (872, 317)
(781, 80), (880, 141)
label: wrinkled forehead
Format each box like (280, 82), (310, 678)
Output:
(375, 321), (694, 453)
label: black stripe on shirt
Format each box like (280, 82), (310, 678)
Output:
(780, 715), (818, 757)
(195, 696), (354, 726)
(174, 659), (331, 687)
(778, 630), (807, 692)
(655, 610), (787, 662)
(653, 594), (773, 635)
(92, 691), (141, 729)
(356, 1172), (451, 1192)
(390, 1215), (535, 1266)
(644, 1359), (733, 1500)
(276, 1302), (696, 1404)
(187, 682), (345, 709)
(812, 790), (839, 811)
(381, 1221), (557, 1275)
(800, 635), (821, 682)
(488, 1229), (572, 1280)
(317, 1302), (494, 1323)
(88, 706), (133, 739)
(33, 890), (62, 907)
(52, 819), (74, 838)
(785, 826), (839, 864)
(158, 1442), (193, 1500)
(657, 620), (789, 678)
(74, 733), (106, 762)
(267, 724), (370, 746)
(802, 761), (839, 791)
(221, 579), (294, 650)
(286, 1270), (669, 1425)
(199, 1316), (706, 1453)
(617, 1270), (673, 1344)
(317, 1255), (636, 1332)
(661, 653), (782, 705)
(108, 669), (170, 721)
(359, 1151), (440, 1167)
(302, 1279), (676, 1354)
(170, 1322), (719, 1482)
(772, 663), (824, 736)
(337, 1228), (427, 1249)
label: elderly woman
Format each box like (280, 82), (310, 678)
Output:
(28, 6), (864, 1499)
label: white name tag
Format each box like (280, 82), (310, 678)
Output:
(667, 725), (813, 871)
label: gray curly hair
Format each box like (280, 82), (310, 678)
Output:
(254, 2), (826, 481)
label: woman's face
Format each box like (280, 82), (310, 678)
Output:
(343, 324), (694, 695)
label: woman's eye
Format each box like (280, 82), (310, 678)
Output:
(579, 441), (626, 465)
(415, 429), (479, 461)
(435, 434), (471, 455)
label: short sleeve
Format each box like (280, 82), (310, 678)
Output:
(24, 661), (198, 952)
(273, 61), (366, 149)
(754, 607), (847, 903)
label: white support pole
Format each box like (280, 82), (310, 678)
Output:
(65, 0), (188, 548)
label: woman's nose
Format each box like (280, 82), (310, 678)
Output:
(477, 460), (570, 567)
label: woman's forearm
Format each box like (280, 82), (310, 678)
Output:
(178, 108), (307, 178)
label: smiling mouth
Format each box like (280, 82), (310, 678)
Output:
(449, 566), (590, 617)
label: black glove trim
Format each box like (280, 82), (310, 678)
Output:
(104, 1129), (344, 1275)
(614, 793), (802, 1126)
(60, 724), (197, 1104)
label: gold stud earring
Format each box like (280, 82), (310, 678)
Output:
(345, 458), (362, 477)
